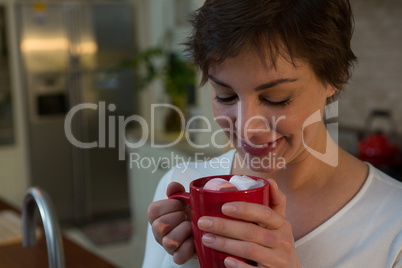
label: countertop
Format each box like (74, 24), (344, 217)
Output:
(0, 198), (116, 268)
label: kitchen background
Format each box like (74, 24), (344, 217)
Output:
(0, 0), (401, 267)
(342, 0), (402, 132)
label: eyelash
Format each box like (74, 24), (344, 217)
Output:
(214, 95), (292, 107)
(214, 95), (238, 103)
(261, 98), (292, 107)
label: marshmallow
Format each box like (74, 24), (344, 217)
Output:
(229, 175), (264, 191)
(203, 178), (238, 191)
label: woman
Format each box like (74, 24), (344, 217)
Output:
(144, 0), (402, 267)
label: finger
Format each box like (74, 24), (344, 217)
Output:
(161, 220), (192, 254)
(173, 236), (196, 265)
(147, 199), (185, 224)
(267, 179), (286, 216)
(202, 233), (283, 266)
(224, 257), (255, 268)
(167, 182), (186, 197)
(198, 216), (282, 249)
(151, 211), (187, 243)
(167, 182), (190, 214)
(221, 201), (286, 230)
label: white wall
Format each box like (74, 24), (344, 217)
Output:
(340, 0), (402, 135)
(0, 0), (30, 208)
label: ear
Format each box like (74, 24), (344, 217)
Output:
(326, 84), (337, 98)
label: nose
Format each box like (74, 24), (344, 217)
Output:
(234, 101), (271, 142)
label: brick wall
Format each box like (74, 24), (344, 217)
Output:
(339, 0), (402, 135)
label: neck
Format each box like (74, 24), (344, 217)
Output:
(274, 151), (340, 196)
(239, 153), (338, 197)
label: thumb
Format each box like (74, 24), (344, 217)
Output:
(166, 182), (186, 197)
(166, 182), (191, 219)
(267, 179), (286, 217)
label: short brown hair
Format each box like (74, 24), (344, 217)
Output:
(185, 0), (357, 102)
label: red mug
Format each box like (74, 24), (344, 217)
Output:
(169, 175), (269, 268)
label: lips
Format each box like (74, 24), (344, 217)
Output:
(242, 137), (283, 156)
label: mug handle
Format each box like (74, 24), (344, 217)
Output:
(169, 192), (191, 206)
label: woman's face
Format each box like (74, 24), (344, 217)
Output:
(208, 49), (335, 173)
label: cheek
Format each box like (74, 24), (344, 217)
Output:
(279, 105), (325, 145)
(211, 101), (220, 118)
(275, 116), (300, 139)
(212, 103), (235, 129)
(274, 107), (313, 139)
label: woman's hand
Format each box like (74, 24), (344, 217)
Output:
(197, 179), (301, 268)
(147, 182), (195, 264)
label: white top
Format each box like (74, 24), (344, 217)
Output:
(142, 150), (402, 268)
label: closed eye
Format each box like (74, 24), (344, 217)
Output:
(214, 95), (238, 103)
(215, 95), (292, 107)
(261, 97), (292, 107)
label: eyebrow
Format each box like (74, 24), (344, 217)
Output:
(208, 74), (298, 91)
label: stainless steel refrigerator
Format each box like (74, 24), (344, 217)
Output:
(16, 1), (136, 223)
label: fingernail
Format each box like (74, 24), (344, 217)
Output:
(224, 257), (236, 268)
(222, 204), (236, 214)
(268, 179), (278, 190)
(198, 218), (212, 229)
(202, 233), (216, 244)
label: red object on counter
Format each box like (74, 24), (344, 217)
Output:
(358, 110), (401, 168)
(358, 133), (400, 168)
